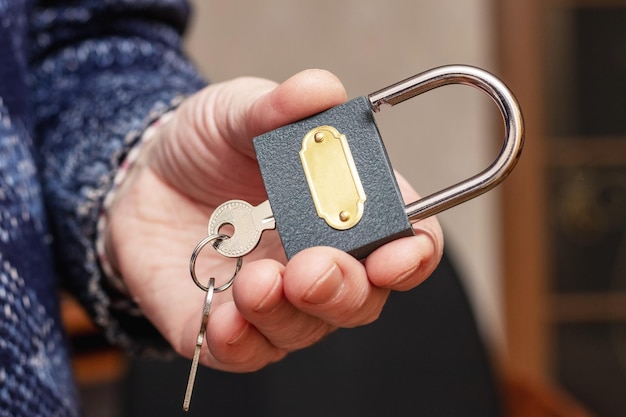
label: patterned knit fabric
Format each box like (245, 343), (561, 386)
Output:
(0, 1), (205, 415)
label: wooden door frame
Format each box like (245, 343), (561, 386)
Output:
(494, 0), (551, 381)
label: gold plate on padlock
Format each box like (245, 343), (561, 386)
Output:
(299, 125), (366, 230)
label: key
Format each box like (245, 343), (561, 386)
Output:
(207, 199), (275, 258)
(182, 277), (215, 412)
(208, 66), (524, 260)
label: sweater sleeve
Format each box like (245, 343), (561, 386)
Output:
(27, 0), (207, 355)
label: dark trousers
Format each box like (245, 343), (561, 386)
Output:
(123, 253), (503, 417)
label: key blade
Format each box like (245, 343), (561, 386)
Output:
(182, 278), (214, 412)
(251, 200), (276, 230)
(183, 344), (202, 411)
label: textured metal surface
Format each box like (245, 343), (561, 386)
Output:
(254, 97), (413, 260)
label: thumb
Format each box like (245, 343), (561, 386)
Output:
(249, 69), (348, 134)
(226, 69), (349, 154)
(146, 70), (347, 201)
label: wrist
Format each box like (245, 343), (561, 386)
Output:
(96, 110), (176, 294)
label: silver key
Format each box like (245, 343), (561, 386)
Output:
(182, 277), (215, 412)
(208, 199), (275, 258)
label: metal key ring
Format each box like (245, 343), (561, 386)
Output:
(189, 234), (242, 292)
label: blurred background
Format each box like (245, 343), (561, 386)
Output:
(62, 1), (626, 416)
(185, 0), (504, 351)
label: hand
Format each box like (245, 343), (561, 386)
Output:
(105, 69), (444, 372)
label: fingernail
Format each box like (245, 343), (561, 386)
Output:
(303, 262), (343, 305)
(253, 272), (282, 313)
(387, 234), (431, 288)
(226, 321), (250, 345)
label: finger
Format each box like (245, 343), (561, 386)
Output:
(152, 70), (348, 200)
(249, 69), (348, 133)
(226, 69), (348, 153)
(364, 173), (444, 291)
(201, 301), (288, 372)
(172, 274), (288, 372)
(363, 232), (442, 291)
(281, 247), (390, 328)
(232, 259), (336, 350)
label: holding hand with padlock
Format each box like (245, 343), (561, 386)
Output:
(102, 69), (445, 380)
(0, 0), (525, 413)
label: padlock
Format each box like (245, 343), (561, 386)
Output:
(253, 65), (524, 260)
(254, 96), (412, 259)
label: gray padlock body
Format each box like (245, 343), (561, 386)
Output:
(253, 96), (414, 260)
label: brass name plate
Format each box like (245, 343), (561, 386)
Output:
(299, 126), (366, 230)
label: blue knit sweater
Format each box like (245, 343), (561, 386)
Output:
(0, 1), (205, 415)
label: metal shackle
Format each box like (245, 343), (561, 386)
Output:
(368, 65), (525, 223)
